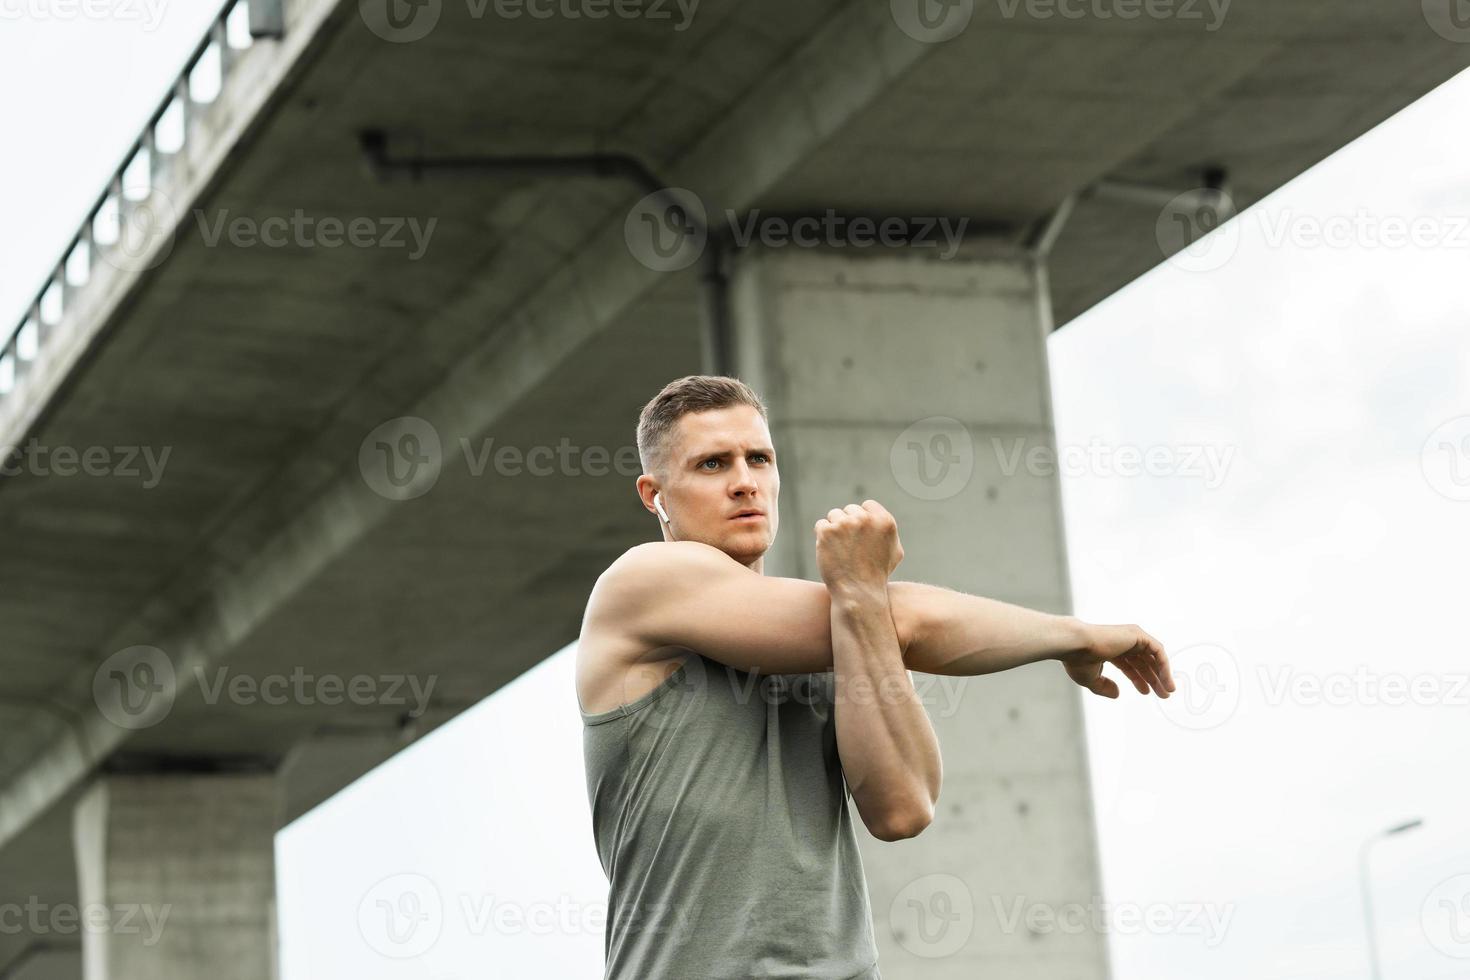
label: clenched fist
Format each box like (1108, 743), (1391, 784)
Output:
(814, 500), (905, 594)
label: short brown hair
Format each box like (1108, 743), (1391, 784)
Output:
(637, 375), (769, 479)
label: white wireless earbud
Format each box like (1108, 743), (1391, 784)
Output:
(654, 492), (670, 524)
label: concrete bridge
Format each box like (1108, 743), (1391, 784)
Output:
(2, 0), (1465, 976)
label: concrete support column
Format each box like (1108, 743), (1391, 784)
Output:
(729, 243), (1109, 979)
(276, 731), (404, 828)
(72, 773), (278, 980)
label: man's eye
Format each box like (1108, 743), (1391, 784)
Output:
(701, 459), (719, 469)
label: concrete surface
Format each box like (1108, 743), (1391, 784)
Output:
(2, 0), (1468, 975)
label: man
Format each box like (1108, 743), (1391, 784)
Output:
(576, 375), (1172, 980)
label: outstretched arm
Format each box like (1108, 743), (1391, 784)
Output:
(596, 541), (1172, 698)
(891, 582), (1174, 699)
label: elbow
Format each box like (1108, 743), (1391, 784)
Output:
(868, 800), (935, 842)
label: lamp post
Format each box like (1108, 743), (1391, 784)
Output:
(1360, 818), (1424, 980)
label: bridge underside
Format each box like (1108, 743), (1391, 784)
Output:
(2, 0), (1466, 975)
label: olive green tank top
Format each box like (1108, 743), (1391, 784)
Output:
(580, 651), (882, 979)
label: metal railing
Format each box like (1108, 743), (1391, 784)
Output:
(0, 0), (284, 403)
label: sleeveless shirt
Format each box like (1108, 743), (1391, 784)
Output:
(580, 651), (882, 979)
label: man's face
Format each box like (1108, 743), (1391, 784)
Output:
(652, 405), (779, 567)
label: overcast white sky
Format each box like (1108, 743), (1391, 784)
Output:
(4, 6), (1470, 980)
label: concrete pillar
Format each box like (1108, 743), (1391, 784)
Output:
(730, 243), (1109, 979)
(72, 773), (278, 980)
(276, 731), (403, 828)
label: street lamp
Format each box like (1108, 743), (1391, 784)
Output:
(1360, 817), (1424, 980)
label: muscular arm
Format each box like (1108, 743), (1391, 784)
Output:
(891, 581), (1173, 697)
(891, 582), (1087, 674)
(593, 540), (1168, 839)
(828, 580), (941, 841)
(597, 541), (917, 674)
(599, 542), (1169, 696)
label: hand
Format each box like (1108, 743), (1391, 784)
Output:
(814, 500), (904, 593)
(1061, 623), (1174, 699)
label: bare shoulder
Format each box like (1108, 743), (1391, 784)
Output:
(575, 542), (717, 716)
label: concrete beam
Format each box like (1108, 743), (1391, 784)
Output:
(0, 0), (944, 850)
